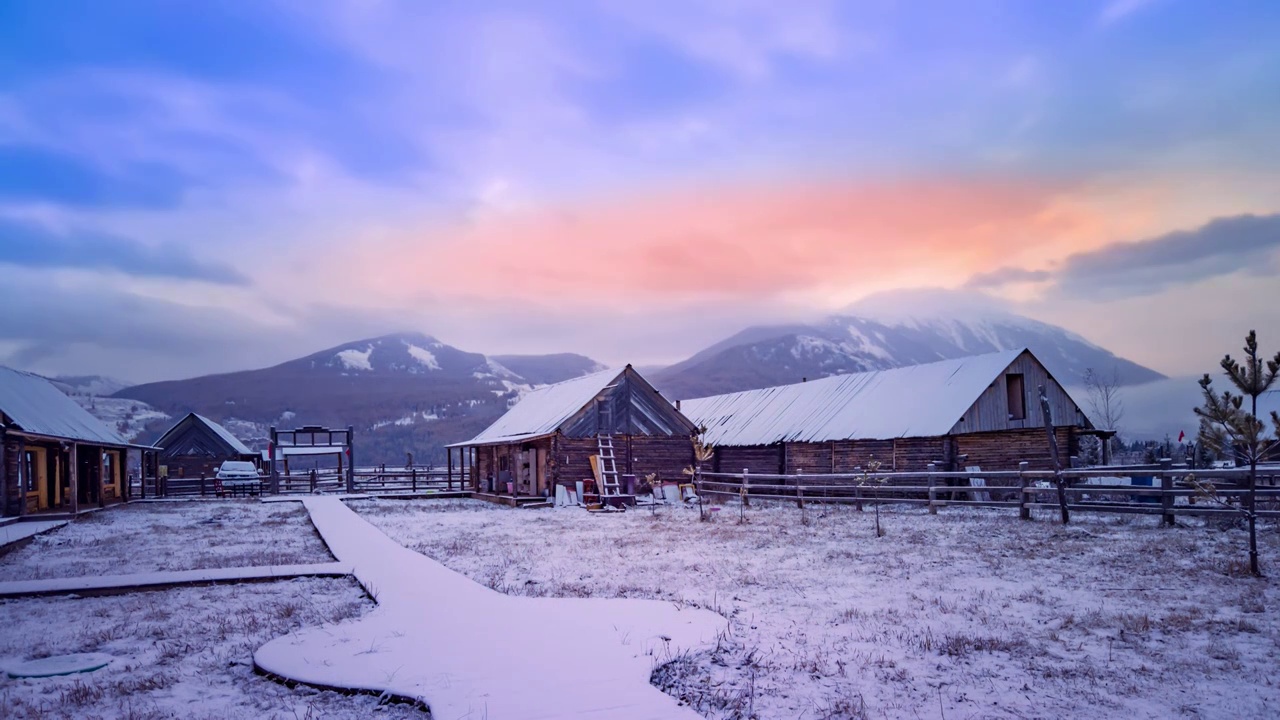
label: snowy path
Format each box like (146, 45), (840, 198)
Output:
(0, 563), (353, 598)
(0, 520), (67, 550)
(255, 497), (726, 720)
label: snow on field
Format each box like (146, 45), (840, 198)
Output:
(0, 577), (428, 719)
(0, 502), (332, 581)
(352, 498), (1280, 720)
(255, 497), (725, 719)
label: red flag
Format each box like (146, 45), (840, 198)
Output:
(1178, 430), (1185, 442)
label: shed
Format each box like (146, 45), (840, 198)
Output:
(0, 366), (144, 517)
(153, 413), (260, 479)
(680, 348), (1103, 474)
(447, 366), (698, 503)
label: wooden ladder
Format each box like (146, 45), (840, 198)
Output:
(596, 434), (622, 497)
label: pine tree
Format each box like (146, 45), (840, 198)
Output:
(1194, 330), (1280, 576)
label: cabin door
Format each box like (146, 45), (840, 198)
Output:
(42, 450), (57, 510)
(77, 448), (100, 505)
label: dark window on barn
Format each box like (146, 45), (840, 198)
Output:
(1006, 374), (1026, 421)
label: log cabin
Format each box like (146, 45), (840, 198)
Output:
(447, 366), (698, 504)
(0, 366), (146, 517)
(680, 348), (1107, 477)
(154, 413), (260, 479)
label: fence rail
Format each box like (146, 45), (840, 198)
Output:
(350, 468), (461, 494)
(695, 462), (1280, 523)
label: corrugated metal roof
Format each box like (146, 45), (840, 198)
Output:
(449, 368), (624, 447)
(0, 366), (130, 446)
(191, 414), (253, 455)
(681, 350), (1025, 447)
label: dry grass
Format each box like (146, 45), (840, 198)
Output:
(0, 501), (332, 581)
(353, 497), (1280, 719)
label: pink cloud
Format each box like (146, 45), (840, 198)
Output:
(354, 177), (1112, 309)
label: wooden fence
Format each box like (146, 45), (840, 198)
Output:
(350, 467), (462, 494)
(129, 466), (461, 499)
(696, 462), (1280, 523)
(131, 474), (265, 499)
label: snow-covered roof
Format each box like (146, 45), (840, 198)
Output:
(191, 414), (253, 455)
(449, 368), (624, 446)
(0, 366), (130, 446)
(682, 350), (1025, 447)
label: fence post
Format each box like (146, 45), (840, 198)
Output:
(310, 469), (317, 494)
(1018, 461), (1030, 520)
(695, 468), (705, 521)
(200, 474), (206, 497)
(1160, 458), (1174, 527)
(796, 469), (805, 508)
(742, 468), (750, 508)
(928, 463), (938, 515)
(411, 467), (417, 493)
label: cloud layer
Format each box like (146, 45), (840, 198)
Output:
(970, 213), (1280, 299)
(0, 1), (1278, 380)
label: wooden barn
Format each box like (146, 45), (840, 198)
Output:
(1, 366), (145, 517)
(680, 348), (1105, 476)
(447, 366), (698, 505)
(154, 413), (259, 479)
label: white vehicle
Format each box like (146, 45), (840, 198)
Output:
(215, 460), (261, 482)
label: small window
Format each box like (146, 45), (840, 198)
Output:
(1006, 374), (1026, 421)
(21, 451), (37, 493)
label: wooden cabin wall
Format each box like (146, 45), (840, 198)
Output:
(832, 439), (894, 472)
(627, 436), (694, 482)
(950, 352), (1087, 435)
(1, 434), (19, 517)
(551, 435), (694, 486)
(955, 427), (1078, 471)
(790, 438), (949, 474)
(165, 455), (231, 479)
(713, 428), (1078, 479)
(553, 436), (622, 488)
(714, 444), (784, 475)
(784, 442), (832, 474)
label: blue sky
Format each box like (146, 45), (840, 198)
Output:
(1, 0), (1278, 382)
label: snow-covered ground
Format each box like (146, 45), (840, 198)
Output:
(0, 501), (332, 581)
(352, 498), (1280, 719)
(0, 577), (428, 719)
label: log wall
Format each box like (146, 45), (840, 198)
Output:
(715, 444), (784, 475)
(710, 427), (1082, 479)
(1, 434), (19, 517)
(627, 435), (695, 483)
(955, 427), (1078, 472)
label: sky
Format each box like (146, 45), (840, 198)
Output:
(1, 0), (1279, 384)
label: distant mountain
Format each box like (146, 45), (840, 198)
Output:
(72, 396), (171, 444)
(113, 332), (604, 464)
(652, 289), (1165, 400)
(490, 354), (606, 386)
(50, 375), (133, 397)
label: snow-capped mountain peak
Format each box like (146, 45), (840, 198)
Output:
(651, 292), (1164, 399)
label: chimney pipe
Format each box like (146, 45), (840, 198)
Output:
(675, 400), (682, 411)
(802, 377), (807, 383)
